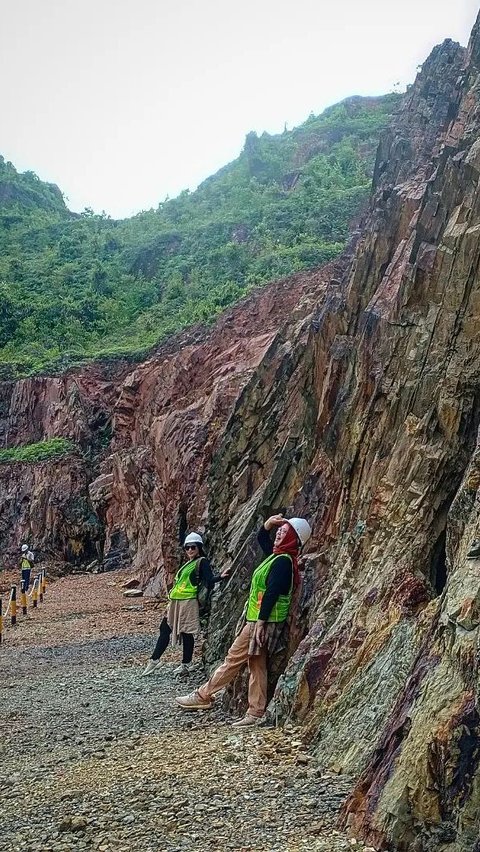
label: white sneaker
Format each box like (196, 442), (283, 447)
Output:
(173, 663), (191, 676)
(231, 714), (263, 728)
(141, 659), (160, 676)
(175, 691), (213, 710)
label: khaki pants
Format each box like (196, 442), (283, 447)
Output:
(197, 623), (267, 717)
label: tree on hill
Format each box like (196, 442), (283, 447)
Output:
(0, 93), (400, 377)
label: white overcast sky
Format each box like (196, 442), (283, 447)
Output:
(1, 0), (478, 218)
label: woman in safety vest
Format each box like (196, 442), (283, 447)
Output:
(20, 543), (35, 592)
(176, 514), (311, 726)
(142, 532), (229, 677)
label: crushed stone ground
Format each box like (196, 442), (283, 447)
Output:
(0, 570), (364, 852)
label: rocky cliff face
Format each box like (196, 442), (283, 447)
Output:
(3, 14), (480, 852)
(265, 25), (480, 852)
(0, 270), (326, 580)
(208, 20), (480, 852)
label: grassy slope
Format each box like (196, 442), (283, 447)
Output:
(0, 438), (75, 463)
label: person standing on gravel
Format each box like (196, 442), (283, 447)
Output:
(20, 543), (35, 592)
(142, 532), (230, 677)
(176, 514), (311, 727)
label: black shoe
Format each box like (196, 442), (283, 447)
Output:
(467, 540), (480, 559)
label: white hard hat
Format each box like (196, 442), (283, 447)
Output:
(21, 544), (29, 552)
(184, 532), (203, 546)
(286, 518), (312, 546)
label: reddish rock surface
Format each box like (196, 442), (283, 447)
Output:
(208, 20), (480, 852)
(0, 267), (329, 583)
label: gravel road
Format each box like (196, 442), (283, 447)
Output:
(0, 570), (369, 852)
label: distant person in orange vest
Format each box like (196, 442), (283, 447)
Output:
(20, 543), (35, 592)
(176, 514), (312, 727)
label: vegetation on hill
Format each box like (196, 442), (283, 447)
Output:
(0, 94), (400, 377)
(0, 438), (75, 464)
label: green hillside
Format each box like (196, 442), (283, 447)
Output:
(0, 93), (400, 377)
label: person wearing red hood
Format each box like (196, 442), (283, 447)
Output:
(175, 514), (312, 727)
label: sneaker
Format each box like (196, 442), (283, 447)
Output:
(173, 663), (191, 676)
(231, 713), (263, 728)
(141, 659), (160, 676)
(175, 691), (213, 710)
(467, 540), (480, 559)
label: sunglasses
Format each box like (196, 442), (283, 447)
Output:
(184, 544), (199, 551)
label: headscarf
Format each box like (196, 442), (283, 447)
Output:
(273, 523), (300, 588)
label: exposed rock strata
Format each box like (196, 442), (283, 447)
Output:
(0, 271), (326, 580)
(209, 20), (480, 852)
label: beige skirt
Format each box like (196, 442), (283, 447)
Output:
(166, 598), (200, 645)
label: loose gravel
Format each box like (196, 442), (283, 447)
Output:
(0, 570), (365, 852)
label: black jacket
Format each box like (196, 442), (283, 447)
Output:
(256, 527), (293, 621)
(188, 557), (222, 593)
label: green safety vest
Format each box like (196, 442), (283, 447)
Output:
(21, 557), (32, 570)
(169, 559), (199, 601)
(246, 553), (293, 622)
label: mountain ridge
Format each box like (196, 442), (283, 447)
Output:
(0, 93), (399, 377)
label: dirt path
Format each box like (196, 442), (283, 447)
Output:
(0, 571), (362, 852)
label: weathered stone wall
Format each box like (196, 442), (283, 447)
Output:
(0, 364), (124, 564)
(267, 26), (480, 852)
(0, 269), (327, 578)
(206, 20), (480, 852)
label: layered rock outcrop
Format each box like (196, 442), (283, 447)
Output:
(3, 13), (480, 851)
(0, 270), (326, 580)
(208, 20), (480, 852)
